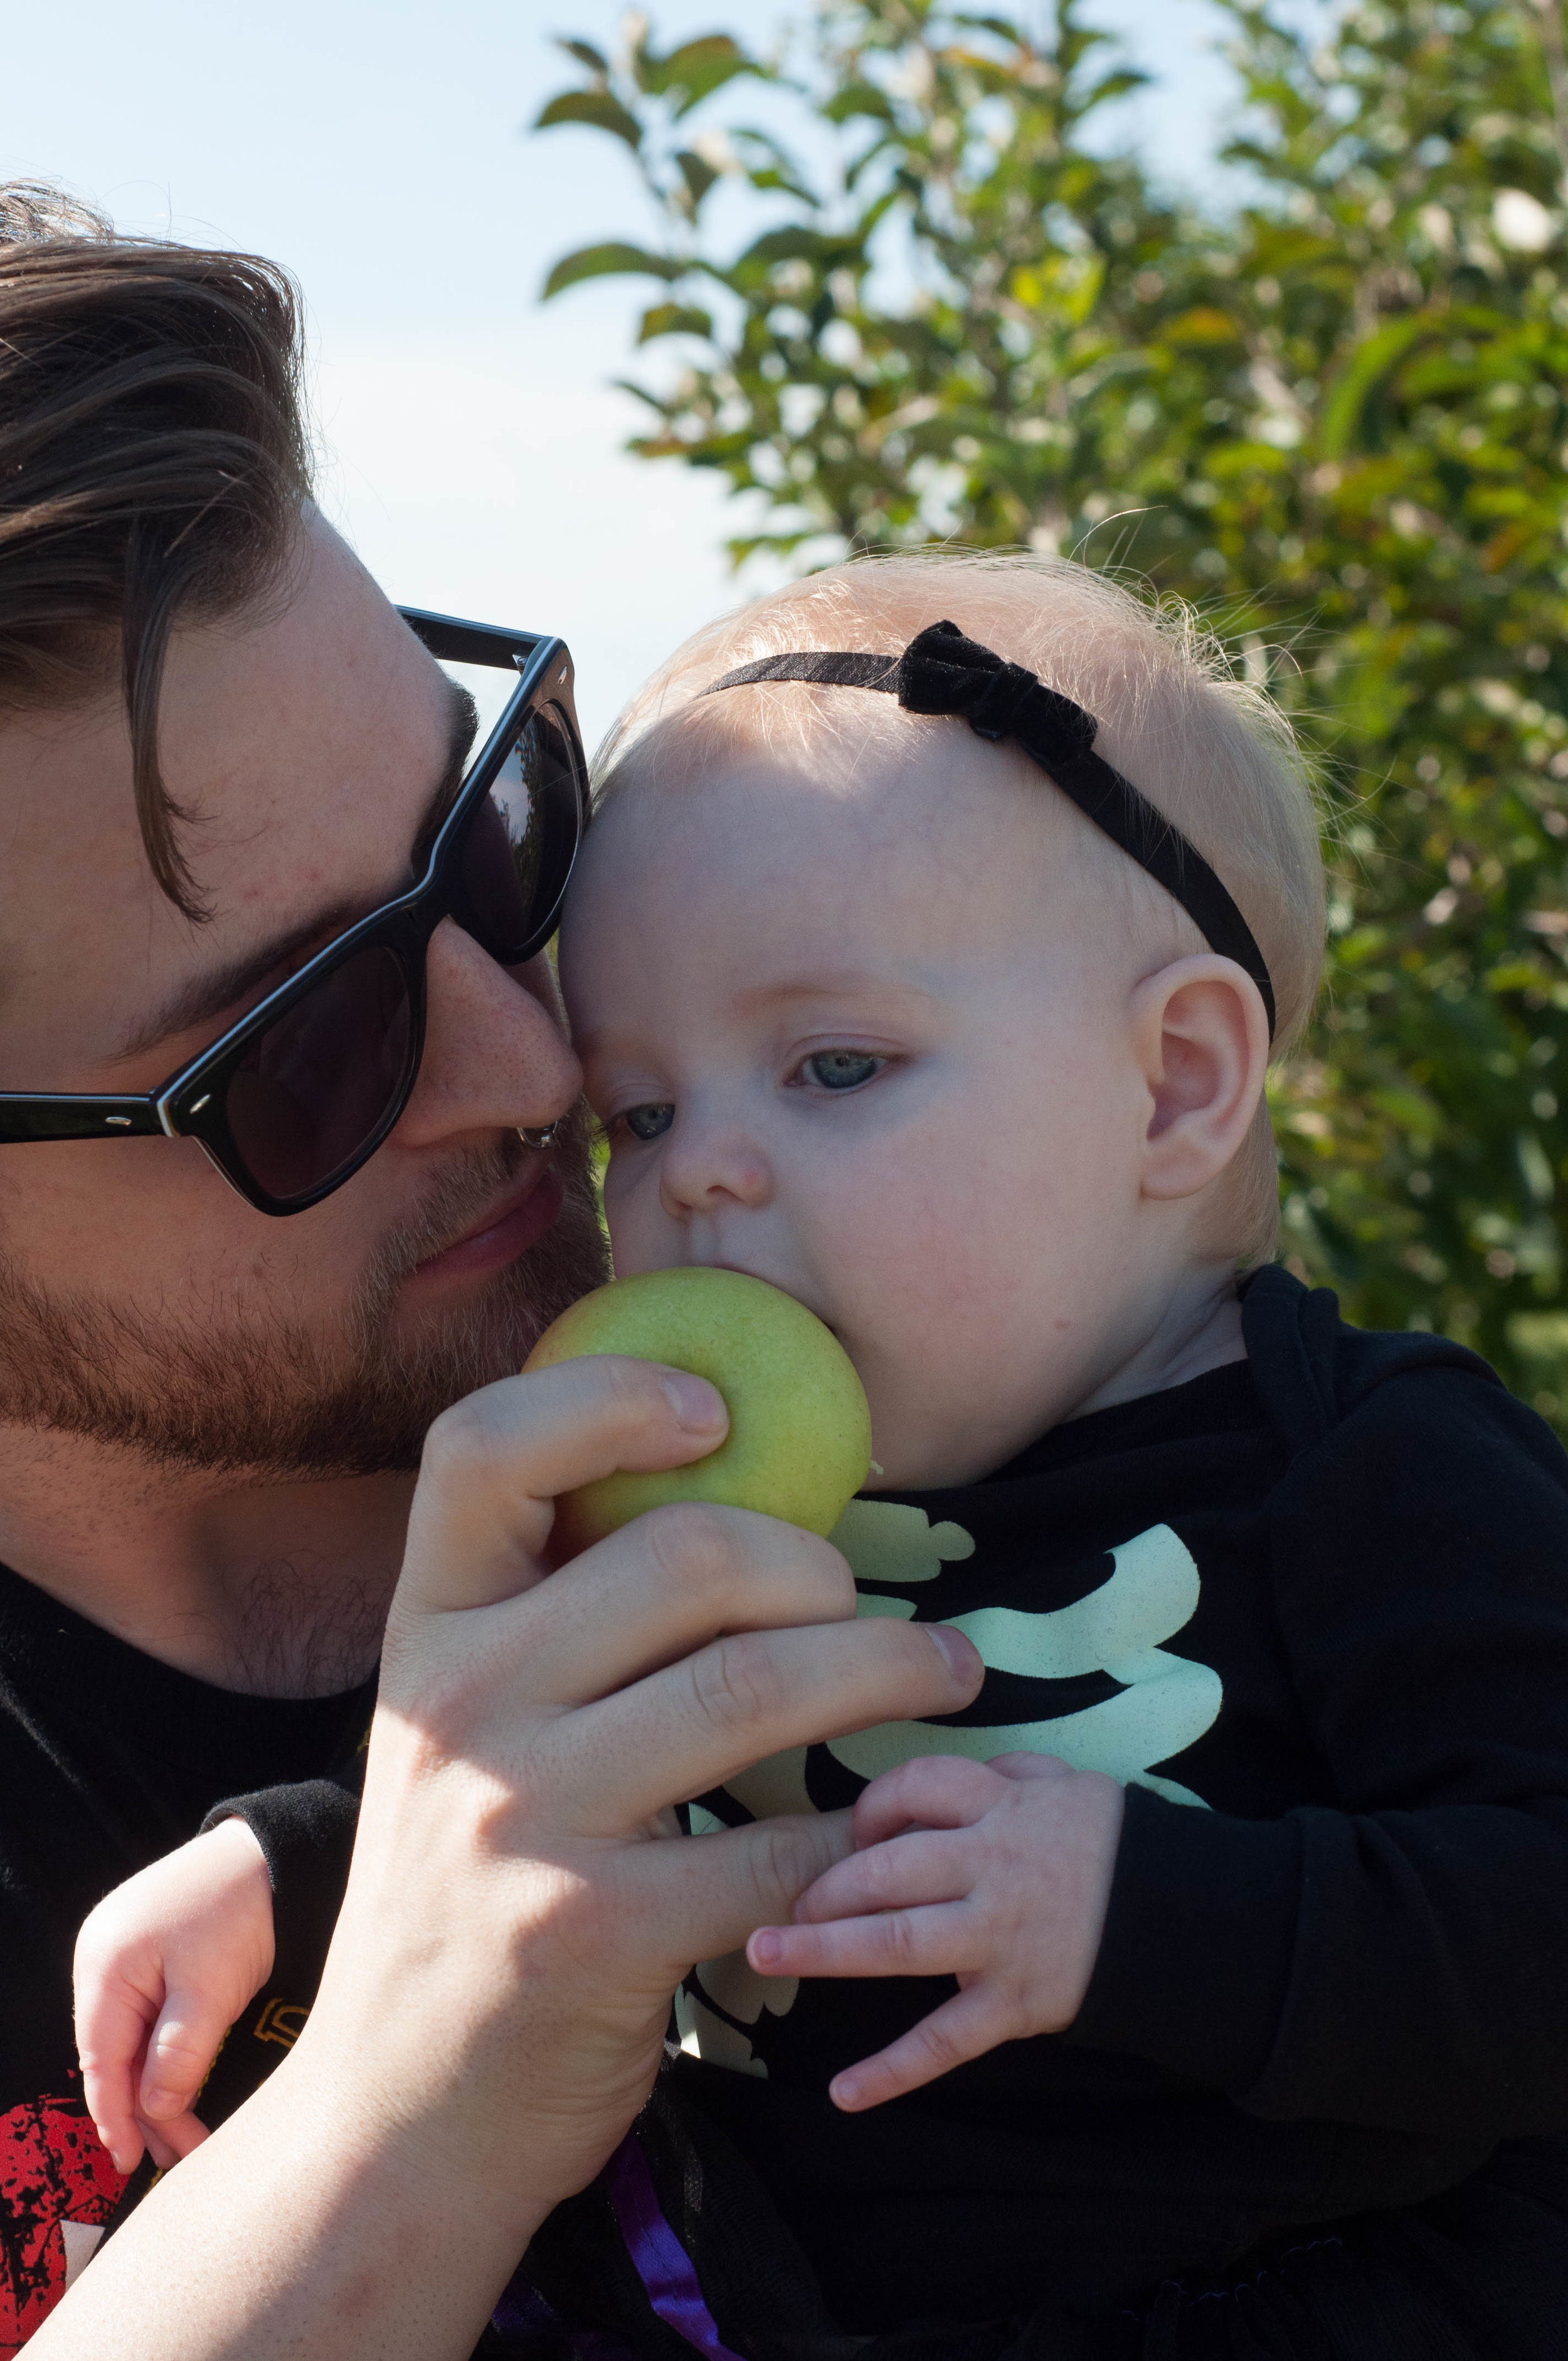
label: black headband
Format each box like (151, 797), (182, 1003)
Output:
(704, 618), (1276, 1040)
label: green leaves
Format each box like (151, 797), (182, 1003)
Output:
(637, 300), (715, 344)
(534, 25), (768, 250)
(1317, 307), (1523, 460)
(533, 90), (644, 149)
(541, 242), (684, 299)
(554, 38), (610, 75)
(675, 149), (721, 209)
(821, 80), (897, 125)
(532, 0), (1568, 1424)
(636, 34), (756, 115)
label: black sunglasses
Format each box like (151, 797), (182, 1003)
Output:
(0, 608), (587, 1216)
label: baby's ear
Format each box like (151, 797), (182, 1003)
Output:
(1130, 955), (1271, 1204)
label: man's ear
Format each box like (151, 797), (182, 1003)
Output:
(1129, 955), (1271, 1204)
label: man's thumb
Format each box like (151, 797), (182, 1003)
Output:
(665, 1810), (855, 1965)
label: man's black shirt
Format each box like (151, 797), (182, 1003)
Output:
(0, 1564), (371, 2343)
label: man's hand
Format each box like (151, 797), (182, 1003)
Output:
(746, 1751), (1123, 2111)
(33, 1352), (982, 2360)
(74, 1818), (275, 2174)
(311, 1351), (985, 2208)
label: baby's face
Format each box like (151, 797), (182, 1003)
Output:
(559, 723), (1177, 1488)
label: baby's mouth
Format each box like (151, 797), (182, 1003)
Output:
(696, 1258), (840, 1336)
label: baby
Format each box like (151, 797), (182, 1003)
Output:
(72, 554), (1568, 2348)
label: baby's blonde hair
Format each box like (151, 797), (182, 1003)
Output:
(596, 551), (1325, 1265)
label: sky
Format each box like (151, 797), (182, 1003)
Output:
(1, 1), (1298, 748)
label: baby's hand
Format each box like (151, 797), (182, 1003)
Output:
(746, 1752), (1123, 2111)
(73, 1817), (275, 2174)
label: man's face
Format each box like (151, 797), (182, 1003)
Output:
(0, 515), (605, 1477)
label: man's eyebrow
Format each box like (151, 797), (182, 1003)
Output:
(410, 677), (481, 869)
(111, 677), (479, 1066)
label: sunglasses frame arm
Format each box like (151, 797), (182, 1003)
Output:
(397, 609), (547, 673)
(0, 1095), (167, 1143)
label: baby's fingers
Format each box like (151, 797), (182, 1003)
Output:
(748, 1897), (973, 1983)
(137, 1982), (232, 2129)
(134, 2105), (211, 2172)
(787, 1829), (973, 1926)
(850, 1754), (1007, 1849)
(830, 1985), (1008, 2113)
(75, 1962), (161, 2178)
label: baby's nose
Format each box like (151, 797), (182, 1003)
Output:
(659, 1122), (773, 1218)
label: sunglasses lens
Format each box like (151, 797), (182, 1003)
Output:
(222, 942), (415, 1205)
(459, 703), (582, 963)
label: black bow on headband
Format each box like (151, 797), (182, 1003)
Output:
(704, 618), (1276, 1040)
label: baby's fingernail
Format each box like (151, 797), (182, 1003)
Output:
(140, 2087), (174, 2119)
(830, 2073), (861, 2109)
(750, 1929), (784, 1970)
(660, 1371), (726, 1433)
(928, 1624), (982, 1685)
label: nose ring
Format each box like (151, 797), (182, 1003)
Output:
(518, 1122), (562, 1152)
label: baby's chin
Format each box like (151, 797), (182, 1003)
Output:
(856, 1392), (1055, 1492)
(846, 1412), (956, 1494)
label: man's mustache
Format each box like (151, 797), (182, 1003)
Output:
(363, 1112), (595, 1298)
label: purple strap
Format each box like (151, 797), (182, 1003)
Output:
(604, 2130), (748, 2361)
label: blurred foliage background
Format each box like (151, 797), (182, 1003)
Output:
(536, 0), (1568, 1421)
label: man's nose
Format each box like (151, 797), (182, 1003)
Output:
(393, 916), (583, 1148)
(659, 1103), (773, 1221)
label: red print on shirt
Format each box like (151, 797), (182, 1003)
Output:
(0, 2091), (125, 2350)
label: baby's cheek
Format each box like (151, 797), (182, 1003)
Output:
(831, 1219), (996, 1425)
(845, 1180), (1015, 1347)
(851, 1239), (1064, 1480)
(599, 1157), (669, 1276)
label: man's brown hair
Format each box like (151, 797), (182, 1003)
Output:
(0, 183), (312, 918)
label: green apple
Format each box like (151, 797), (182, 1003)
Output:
(524, 1266), (872, 1556)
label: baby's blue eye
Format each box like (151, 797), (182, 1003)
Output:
(623, 1103), (675, 1141)
(803, 1051), (882, 1092)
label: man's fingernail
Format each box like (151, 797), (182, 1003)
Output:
(661, 1371), (727, 1432)
(140, 2088), (172, 2118)
(929, 1624), (982, 1684)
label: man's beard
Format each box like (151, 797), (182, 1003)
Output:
(0, 1120), (610, 1480)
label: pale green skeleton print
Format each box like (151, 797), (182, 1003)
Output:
(677, 1499), (1222, 2076)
